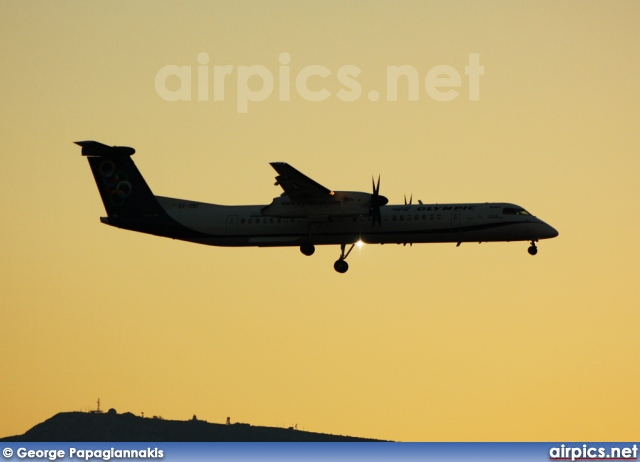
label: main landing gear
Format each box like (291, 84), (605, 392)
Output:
(334, 243), (355, 273)
(300, 242), (315, 256)
(300, 242), (354, 273)
(528, 241), (538, 256)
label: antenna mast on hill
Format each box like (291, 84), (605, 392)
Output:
(89, 398), (103, 414)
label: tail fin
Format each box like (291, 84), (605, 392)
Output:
(76, 141), (164, 218)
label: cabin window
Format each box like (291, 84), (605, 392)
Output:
(240, 219), (245, 225)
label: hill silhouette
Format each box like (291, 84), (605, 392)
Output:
(1, 411), (384, 442)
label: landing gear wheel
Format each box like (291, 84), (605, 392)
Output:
(528, 243), (538, 256)
(334, 260), (349, 273)
(300, 242), (315, 256)
(333, 243), (355, 273)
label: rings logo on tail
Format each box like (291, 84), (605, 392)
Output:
(100, 160), (132, 206)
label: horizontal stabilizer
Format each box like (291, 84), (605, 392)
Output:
(75, 140), (135, 157)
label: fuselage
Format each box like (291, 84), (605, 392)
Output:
(102, 196), (558, 248)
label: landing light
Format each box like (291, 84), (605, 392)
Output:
(356, 240), (364, 248)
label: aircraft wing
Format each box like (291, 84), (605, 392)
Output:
(270, 162), (333, 202)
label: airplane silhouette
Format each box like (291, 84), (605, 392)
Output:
(77, 141), (558, 273)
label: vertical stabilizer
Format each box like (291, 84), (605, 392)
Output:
(76, 141), (164, 218)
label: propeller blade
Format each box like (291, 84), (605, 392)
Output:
(404, 193), (413, 205)
(372, 175), (381, 196)
(369, 174), (387, 227)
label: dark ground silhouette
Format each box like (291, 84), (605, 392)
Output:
(1, 411), (385, 442)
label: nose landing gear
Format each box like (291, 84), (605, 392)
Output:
(528, 241), (538, 256)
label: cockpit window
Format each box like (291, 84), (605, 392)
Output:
(503, 207), (531, 216)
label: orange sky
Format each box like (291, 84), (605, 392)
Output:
(1, 1), (639, 441)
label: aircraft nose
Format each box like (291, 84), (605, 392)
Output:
(541, 222), (559, 239)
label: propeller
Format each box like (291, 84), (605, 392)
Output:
(370, 175), (389, 226)
(403, 193), (414, 244)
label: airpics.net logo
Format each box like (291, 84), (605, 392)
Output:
(155, 52), (484, 113)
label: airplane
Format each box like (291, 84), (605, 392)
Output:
(77, 140), (558, 273)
